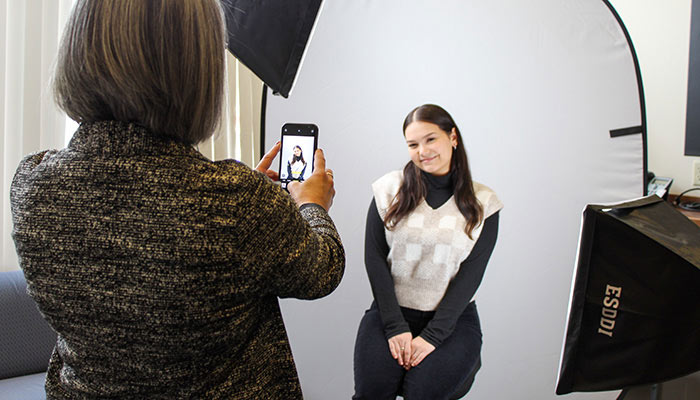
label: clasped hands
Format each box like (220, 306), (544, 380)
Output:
(388, 332), (435, 370)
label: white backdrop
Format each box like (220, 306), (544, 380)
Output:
(265, 1), (644, 398)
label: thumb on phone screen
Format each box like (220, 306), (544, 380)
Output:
(288, 149), (335, 211)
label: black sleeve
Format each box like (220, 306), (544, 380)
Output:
(419, 211), (500, 347)
(364, 198), (411, 339)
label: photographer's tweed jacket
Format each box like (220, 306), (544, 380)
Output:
(10, 121), (345, 399)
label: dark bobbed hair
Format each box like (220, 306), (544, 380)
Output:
(53, 0), (226, 145)
(384, 104), (483, 238)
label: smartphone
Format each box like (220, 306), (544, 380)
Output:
(278, 123), (318, 190)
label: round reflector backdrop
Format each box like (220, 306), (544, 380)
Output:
(265, 1), (644, 398)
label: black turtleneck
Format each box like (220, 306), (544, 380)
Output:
(421, 169), (455, 208)
(364, 170), (499, 347)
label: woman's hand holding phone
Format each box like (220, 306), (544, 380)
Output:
(255, 140), (281, 180)
(288, 149), (335, 211)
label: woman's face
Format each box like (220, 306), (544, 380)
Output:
(404, 121), (458, 176)
(293, 147), (302, 157)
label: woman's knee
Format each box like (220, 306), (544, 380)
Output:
(401, 340), (481, 399)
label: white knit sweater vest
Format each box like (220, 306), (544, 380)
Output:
(372, 170), (503, 311)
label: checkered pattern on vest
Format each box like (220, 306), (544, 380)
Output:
(372, 170), (503, 311)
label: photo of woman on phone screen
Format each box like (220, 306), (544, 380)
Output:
(287, 145), (308, 182)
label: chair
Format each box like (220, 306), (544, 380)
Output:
(0, 269), (57, 400)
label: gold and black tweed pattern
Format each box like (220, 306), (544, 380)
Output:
(10, 121), (345, 399)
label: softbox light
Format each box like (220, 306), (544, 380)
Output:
(220, 0), (322, 97)
(557, 196), (700, 394)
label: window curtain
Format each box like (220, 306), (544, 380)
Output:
(1, 0), (73, 271)
(0, 1), (264, 271)
(198, 52), (263, 166)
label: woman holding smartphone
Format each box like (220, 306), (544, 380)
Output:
(353, 104), (502, 399)
(10, 1), (342, 398)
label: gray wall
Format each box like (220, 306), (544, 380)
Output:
(265, 1), (645, 398)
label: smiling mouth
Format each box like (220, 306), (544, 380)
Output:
(421, 156), (437, 163)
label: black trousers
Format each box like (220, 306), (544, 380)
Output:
(353, 302), (482, 400)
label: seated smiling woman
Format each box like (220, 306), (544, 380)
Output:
(353, 104), (502, 400)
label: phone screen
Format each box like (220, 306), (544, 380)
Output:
(278, 123), (318, 190)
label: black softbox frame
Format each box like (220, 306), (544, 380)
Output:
(220, 0), (323, 98)
(557, 196), (700, 394)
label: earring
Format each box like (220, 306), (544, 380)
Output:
(452, 144), (457, 150)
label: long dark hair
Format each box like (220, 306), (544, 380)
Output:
(290, 145), (306, 165)
(383, 104), (483, 239)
